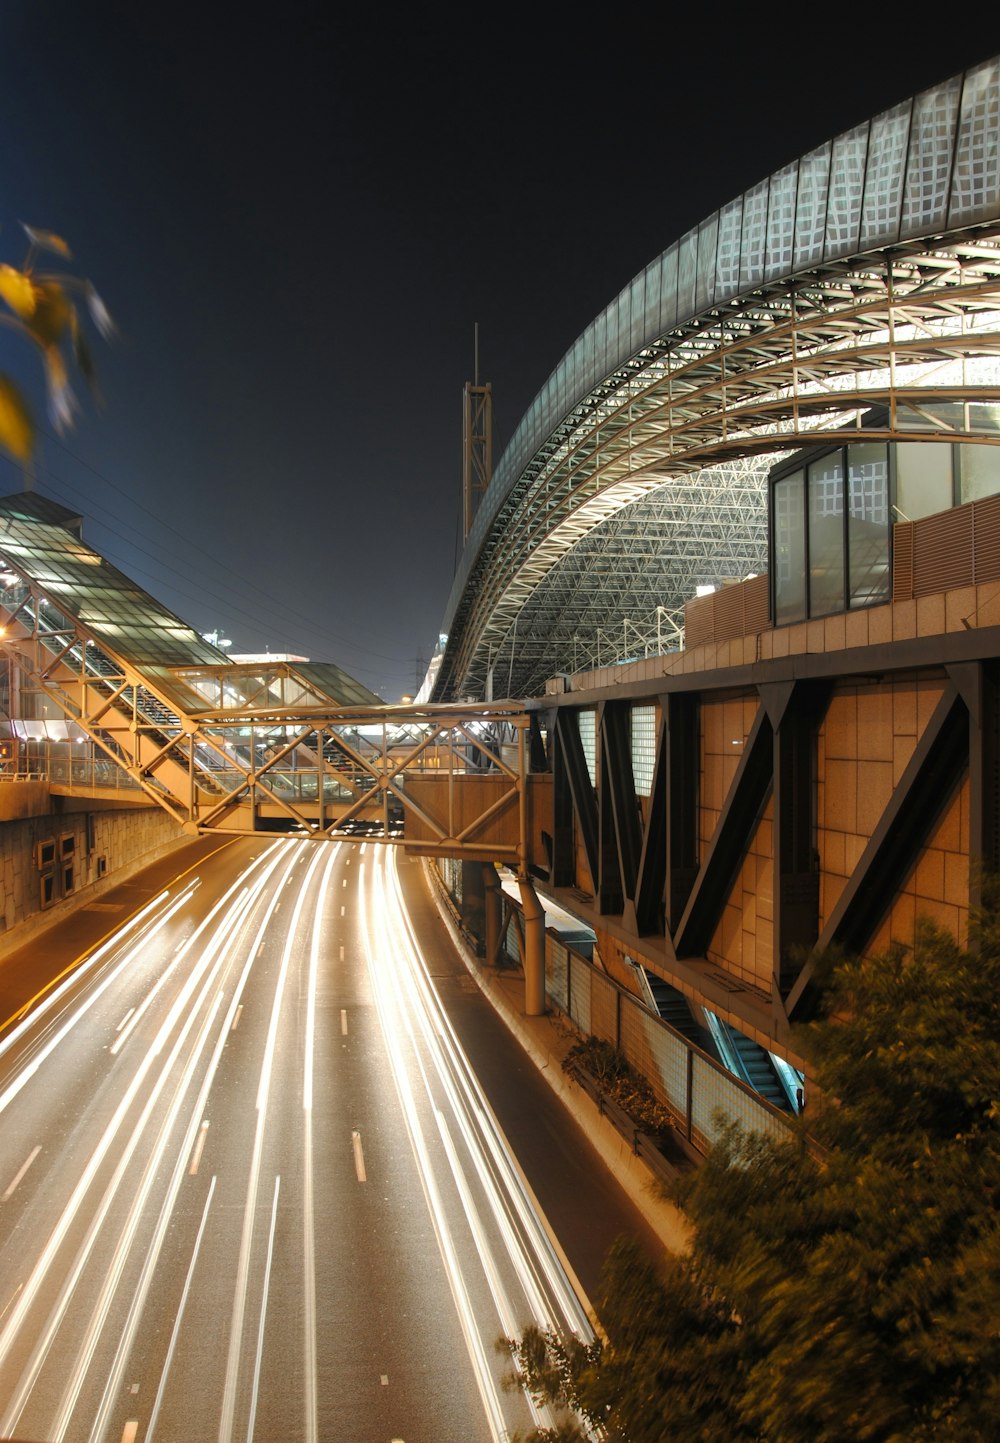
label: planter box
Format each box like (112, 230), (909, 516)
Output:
(566, 1060), (685, 1182)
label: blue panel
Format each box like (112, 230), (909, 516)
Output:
(630, 272), (646, 354)
(612, 290), (631, 372)
(825, 123), (869, 259)
(949, 57), (1000, 227)
(901, 77), (961, 239)
(643, 257), (662, 343)
(716, 197), (743, 300)
(860, 102), (911, 248)
(677, 229), (698, 320)
(578, 319), (598, 397)
(793, 144), (831, 268)
(739, 180), (769, 290)
(659, 244), (679, 331)
(696, 213), (719, 311)
(765, 163), (797, 280)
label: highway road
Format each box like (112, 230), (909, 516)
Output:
(0, 837), (597, 1443)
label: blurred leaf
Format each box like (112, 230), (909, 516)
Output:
(26, 281), (72, 347)
(86, 283), (115, 340)
(0, 376), (34, 459)
(0, 263), (36, 320)
(43, 347), (77, 431)
(73, 328), (97, 392)
(20, 223), (72, 259)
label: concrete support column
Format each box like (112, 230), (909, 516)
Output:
(518, 874), (546, 1017)
(483, 863), (502, 967)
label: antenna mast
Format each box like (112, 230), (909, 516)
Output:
(462, 322), (493, 540)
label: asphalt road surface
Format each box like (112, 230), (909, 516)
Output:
(0, 837), (665, 1443)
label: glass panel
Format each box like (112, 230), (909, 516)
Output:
(659, 244), (678, 331)
(896, 443), (954, 520)
(808, 454), (845, 617)
(901, 78), (961, 239)
(695, 213), (718, 313)
(578, 711), (597, 786)
(958, 443), (1000, 503)
(642, 259), (662, 340)
(860, 102), (910, 248)
(949, 57), (1000, 227)
(630, 272), (646, 353)
(764, 163), (797, 280)
(847, 442), (890, 607)
(773, 472), (806, 624)
(739, 180), (768, 290)
(794, 144), (831, 268)
(677, 229), (698, 319)
(630, 705), (656, 797)
(825, 124), (869, 258)
(716, 198), (743, 299)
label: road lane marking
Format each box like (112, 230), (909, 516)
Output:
(230, 1003), (243, 1031)
(303, 843), (338, 1443)
(188, 1120), (210, 1175)
(120, 1422), (138, 1443)
(340, 1009), (348, 1035)
(115, 1007), (135, 1032)
(219, 843), (328, 1443)
(145, 1176), (217, 1442)
(339, 944), (344, 960)
(340, 904), (346, 916)
(352, 1129), (367, 1182)
(246, 1175), (281, 1443)
(343, 878), (347, 888)
(381, 1374), (389, 1385)
(2, 1145), (40, 1201)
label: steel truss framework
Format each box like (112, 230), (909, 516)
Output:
(537, 635), (1000, 1050)
(437, 235), (1000, 702)
(0, 565), (534, 856)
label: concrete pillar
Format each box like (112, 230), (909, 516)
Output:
(460, 859), (485, 951)
(518, 874), (546, 1017)
(483, 863), (502, 967)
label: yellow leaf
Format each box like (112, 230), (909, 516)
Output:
(27, 282), (72, 346)
(0, 263), (36, 320)
(0, 376), (34, 460)
(20, 223), (72, 259)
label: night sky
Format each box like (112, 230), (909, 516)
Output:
(0, 6), (993, 699)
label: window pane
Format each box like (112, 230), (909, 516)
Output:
(848, 442), (890, 607)
(773, 472), (806, 624)
(808, 455), (845, 616)
(896, 442), (953, 519)
(958, 442), (1000, 503)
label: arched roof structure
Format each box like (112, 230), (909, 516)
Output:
(432, 56), (1000, 702)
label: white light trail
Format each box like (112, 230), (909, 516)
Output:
(0, 842), (290, 1439)
(360, 848), (593, 1440)
(218, 842), (327, 1443)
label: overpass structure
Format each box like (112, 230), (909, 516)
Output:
(0, 497), (541, 862)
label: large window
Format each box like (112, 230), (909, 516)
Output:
(771, 441), (890, 623)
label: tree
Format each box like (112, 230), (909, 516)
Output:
(502, 905), (1000, 1441)
(0, 223), (113, 462)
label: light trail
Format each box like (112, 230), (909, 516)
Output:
(217, 841), (327, 1443)
(360, 847), (594, 1440)
(0, 841), (289, 1439)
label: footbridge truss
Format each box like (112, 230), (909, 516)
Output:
(435, 56), (1000, 702)
(0, 513), (540, 860)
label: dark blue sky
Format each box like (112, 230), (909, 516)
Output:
(0, 5), (992, 698)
